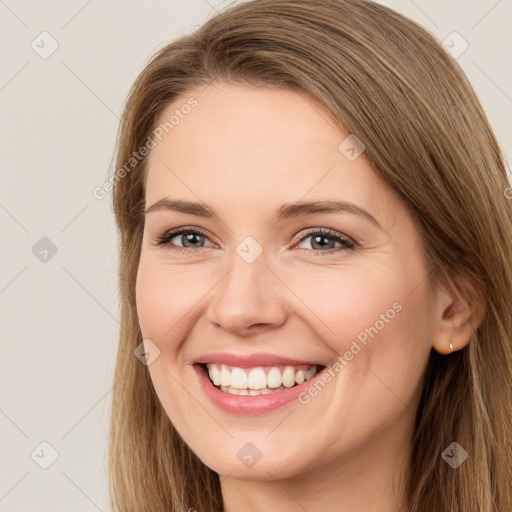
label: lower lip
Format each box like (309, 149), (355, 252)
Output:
(193, 364), (324, 415)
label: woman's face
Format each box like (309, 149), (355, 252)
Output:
(136, 81), (439, 481)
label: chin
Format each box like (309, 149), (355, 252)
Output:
(197, 441), (309, 481)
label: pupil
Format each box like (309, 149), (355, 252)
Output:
(184, 232), (203, 247)
(312, 234), (333, 250)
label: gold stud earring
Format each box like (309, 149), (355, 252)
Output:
(449, 341), (454, 353)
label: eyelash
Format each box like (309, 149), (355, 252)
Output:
(153, 226), (356, 255)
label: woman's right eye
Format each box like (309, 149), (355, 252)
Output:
(154, 227), (214, 253)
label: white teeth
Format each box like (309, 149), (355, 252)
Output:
(220, 366), (231, 387)
(208, 365), (221, 386)
(267, 367), (282, 388)
(230, 367), (248, 389)
(282, 366), (296, 387)
(205, 363), (320, 393)
(305, 366), (317, 380)
(219, 384), (287, 395)
(247, 368), (267, 389)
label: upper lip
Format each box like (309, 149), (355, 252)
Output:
(191, 352), (325, 368)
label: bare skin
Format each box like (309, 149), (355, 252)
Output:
(135, 81), (478, 512)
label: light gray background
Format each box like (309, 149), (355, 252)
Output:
(0, 0), (510, 510)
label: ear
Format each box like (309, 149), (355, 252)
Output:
(431, 274), (486, 355)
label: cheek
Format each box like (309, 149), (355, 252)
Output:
(135, 259), (203, 344)
(289, 260), (433, 395)
(135, 259), (205, 432)
(288, 264), (406, 344)
(284, 266), (433, 456)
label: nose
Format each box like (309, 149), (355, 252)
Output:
(205, 253), (288, 337)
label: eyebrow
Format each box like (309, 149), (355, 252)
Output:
(144, 199), (383, 229)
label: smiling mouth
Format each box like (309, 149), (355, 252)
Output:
(197, 363), (325, 396)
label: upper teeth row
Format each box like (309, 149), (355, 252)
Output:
(206, 364), (318, 390)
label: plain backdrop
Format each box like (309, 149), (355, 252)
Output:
(0, 0), (510, 510)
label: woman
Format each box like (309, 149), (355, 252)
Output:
(108, 0), (512, 510)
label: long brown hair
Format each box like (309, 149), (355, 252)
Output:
(108, 1), (512, 510)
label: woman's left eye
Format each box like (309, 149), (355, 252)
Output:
(294, 229), (355, 254)
(153, 227), (356, 254)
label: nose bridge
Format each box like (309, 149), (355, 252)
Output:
(206, 244), (287, 334)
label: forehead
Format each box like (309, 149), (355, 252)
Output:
(144, 82), (398, 225)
